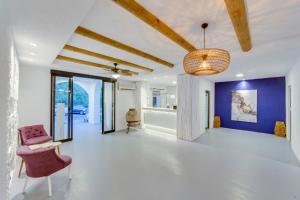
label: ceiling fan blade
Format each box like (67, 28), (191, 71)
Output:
(120, 72), (133, 76)
(98, 72), (113, 74)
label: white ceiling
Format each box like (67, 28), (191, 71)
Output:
(9, 0), (300, 84)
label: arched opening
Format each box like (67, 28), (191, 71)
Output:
(55, 82), (89, 108)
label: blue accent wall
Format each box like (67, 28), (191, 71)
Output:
(215, 77), (286, 134)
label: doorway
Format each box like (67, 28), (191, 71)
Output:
(50, 70), (115, 142)
(72, 77), (102, 139)
(205, 90), (210, 130)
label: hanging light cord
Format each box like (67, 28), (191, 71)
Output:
(203, 27), (206, 49)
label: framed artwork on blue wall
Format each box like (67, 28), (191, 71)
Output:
(231, 90), (257, 123)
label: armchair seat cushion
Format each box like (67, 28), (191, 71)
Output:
(24, 136), (52, 145)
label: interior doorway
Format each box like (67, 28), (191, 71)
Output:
(50, 70), (115, 142)
(205, 90), (210, 130)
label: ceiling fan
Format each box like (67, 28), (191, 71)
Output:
(100, 63), (138, 78)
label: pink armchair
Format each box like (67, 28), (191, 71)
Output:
(17, 146), (72, 197)
(18, 124), (52, 145)
(18, 125), (53, 177)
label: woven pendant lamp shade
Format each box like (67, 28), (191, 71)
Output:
(183, 23), (230, 76)
(183, 48), (230, 75)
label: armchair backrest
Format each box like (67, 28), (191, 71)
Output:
(16, 146), (66, 178)
(18, 125), (48, 145)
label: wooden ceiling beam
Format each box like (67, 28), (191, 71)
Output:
(75, 26), (174, 68)
(112, 0), (196, 52)
(224, 0), (252, 52)
(56, 55), (138, 75)
(63, 45), (153, 72)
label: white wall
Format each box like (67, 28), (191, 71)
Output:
(286, 59), (300, 161)
(177, 74), (215, 141)
(0, 24), (19, 200)
(18, 64), (51, 132)
(115, 80), (137, 131)
(192, 78), (215, 138)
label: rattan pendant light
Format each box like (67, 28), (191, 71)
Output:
(183, 23), (230, 75)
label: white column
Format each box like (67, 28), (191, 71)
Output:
(88, 87), (95, 124)
(136, 82), (150, 128)
(93, 81), (101, 124)
(177, 74), (215, 141)
(176, 74), (193, 141)
(0, 23), (19, 200)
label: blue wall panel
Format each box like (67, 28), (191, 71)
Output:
(215, 77), (286, 134)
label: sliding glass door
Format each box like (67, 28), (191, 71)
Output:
(51, 75), (73, 142)
(103, 81), (115, 133)
(51, 70), (115, 142)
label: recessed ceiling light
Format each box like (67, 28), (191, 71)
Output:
(30, 42), (37, 47)
(112, 74), (120, 79)
(236, 73), (244, 78)
(172, 81), (177, 84)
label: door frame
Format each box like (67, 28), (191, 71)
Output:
(205, 90), (210, 130)
(288, 85), (292, 142)
(50, 74), (73, 142)
(102, 81), (116, 134)
(50, 70), (116, 141)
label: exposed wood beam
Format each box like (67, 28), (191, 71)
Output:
(63, 45), (153, 72)
(112, 0), (196, 52)
(224, 0), (252, 52)
(56, 55), (138, 75)
(75, 26), (174, 68)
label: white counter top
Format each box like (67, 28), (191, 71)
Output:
(142, 107), (177, 135)
(142, 107), (177, 113)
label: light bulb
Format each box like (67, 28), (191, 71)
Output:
(201, 60), (208, 69)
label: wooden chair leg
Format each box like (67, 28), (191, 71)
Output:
(18, 160), (24, 178)
(23, 176), (28, 193)
(56, 146), (61, 155)
(48, 176), (52, 197)
(68, 165), (72, 180)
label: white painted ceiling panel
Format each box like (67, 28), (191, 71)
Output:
(8, 0), (300, 84)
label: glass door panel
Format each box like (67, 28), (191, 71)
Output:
(52, 76), (73, 141)
(103, 81), (115, 133)
(205, 91), (210, 130)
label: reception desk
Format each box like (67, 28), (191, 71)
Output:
(142, 107), (177, 135)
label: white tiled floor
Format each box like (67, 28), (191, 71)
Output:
(194, 128), (299, 167)
(10, 126), (300, 200)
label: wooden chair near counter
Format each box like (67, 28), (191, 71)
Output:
(126, 108), (140, 133)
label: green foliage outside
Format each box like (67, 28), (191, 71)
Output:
(55, 82), (88, 107)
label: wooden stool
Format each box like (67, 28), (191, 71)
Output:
(213, 116), (221, 128)
(274, 121), (286, 137)
(127, 121), (140, 133)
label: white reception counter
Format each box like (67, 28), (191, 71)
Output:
(142, 107), (177, 135)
